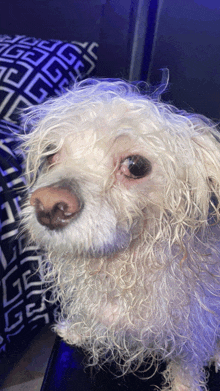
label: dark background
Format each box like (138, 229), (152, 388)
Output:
(1, 0), (220, 119)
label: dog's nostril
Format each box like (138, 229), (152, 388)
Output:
(30, 186), (82, 230)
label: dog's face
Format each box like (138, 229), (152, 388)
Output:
(24, 120), (162, 257)
(22, 80), (220, 262)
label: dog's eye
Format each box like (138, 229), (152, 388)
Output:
(43, 144), (58, 166)
(46, 154), (56, 167)
(120, 155), (152, 179)
(44, 144), (57, 154)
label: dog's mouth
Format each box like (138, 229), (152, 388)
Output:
(87, 227), (132, 258)
(29, 179), (139, 258)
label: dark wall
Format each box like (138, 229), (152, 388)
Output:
(149, 0), (220, 120)
(0, 0), (136, 80)
(1, 0), (102, 42)
(2, 0), (220, 117)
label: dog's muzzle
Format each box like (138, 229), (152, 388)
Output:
(30, 183), (83, 230)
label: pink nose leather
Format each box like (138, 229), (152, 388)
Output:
(30, 186), (81, 230)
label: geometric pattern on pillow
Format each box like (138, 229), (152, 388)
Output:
(0, 119), (56, 354)
(0, 35), (98, 123)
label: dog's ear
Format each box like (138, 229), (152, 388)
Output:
(192, 128), (220, 181)
(163, 118), (220, 230)
(190, 126), (220, 221)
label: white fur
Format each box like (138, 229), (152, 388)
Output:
(21, 79), (220, 390)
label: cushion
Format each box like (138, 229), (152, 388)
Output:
(0, 119), (56, 355)
(0, 35), (98, 123)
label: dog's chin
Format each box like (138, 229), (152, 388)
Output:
(34, 222), (132, 259)
(87, 229), (132, 258)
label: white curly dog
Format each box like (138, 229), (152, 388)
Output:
(22, 79), (220, 391)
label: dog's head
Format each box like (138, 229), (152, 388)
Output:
(21, 79), (220, 261)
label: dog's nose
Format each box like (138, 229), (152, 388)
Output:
(30, 186), (82, 230)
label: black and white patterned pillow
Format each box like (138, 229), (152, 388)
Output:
(0, 35), (98, 123)
(0, 119), (56, 355)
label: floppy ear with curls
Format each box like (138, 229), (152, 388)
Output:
(189, 125), (220, 224)
(160, 115), (220, 237)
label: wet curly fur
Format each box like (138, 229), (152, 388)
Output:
(21, 79), (220, 390)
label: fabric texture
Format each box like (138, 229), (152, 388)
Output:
(0, 119), (56, 355)
(0, 34), (98, 355)
(0, 35), (98, 122)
